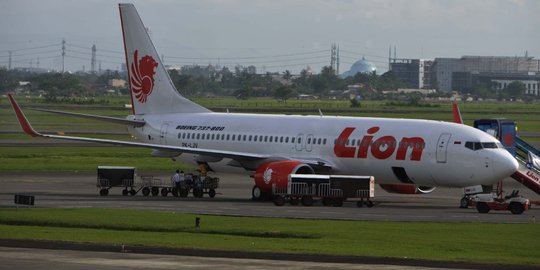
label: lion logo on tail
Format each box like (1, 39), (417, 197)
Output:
(130, 50), (158, 103)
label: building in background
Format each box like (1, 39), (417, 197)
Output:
(340, 57), (377, 78)
(389, 58), (434, 89)
(432, 56), (540, 93)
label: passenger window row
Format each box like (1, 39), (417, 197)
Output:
(177, 132), (328, 145)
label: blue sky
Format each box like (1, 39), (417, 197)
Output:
(1, 0), (538, 73)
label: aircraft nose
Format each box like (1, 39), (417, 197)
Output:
(493, 151), (519, 178)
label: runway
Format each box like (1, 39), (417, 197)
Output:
(0, 247), (470, 270)
(1, 171), (538, 223)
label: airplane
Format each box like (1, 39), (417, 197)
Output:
(8, 3), (519, 201)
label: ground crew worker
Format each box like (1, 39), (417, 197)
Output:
(172, 169), (185, 189)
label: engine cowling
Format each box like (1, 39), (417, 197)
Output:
(254, 160), (314, 193)
(380, 184), (436, 194)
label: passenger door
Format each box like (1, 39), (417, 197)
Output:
(436, 133), (452, 163)
(295, 133), (304, 151)
(160, 123), (169, 145)
(305, 134), (314, 152)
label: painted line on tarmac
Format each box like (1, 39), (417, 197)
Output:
(285, 210), (309, 213)
(220, 207), (240, 210)
(320, 211), (341, 215)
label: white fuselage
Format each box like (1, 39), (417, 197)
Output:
(127, 112), (518, 188)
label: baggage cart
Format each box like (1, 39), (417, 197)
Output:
(272, 174), (374, 207)
(96, 166), (136, 196)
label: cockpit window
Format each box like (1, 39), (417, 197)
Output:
(481, 142), (498, 149)
(465, 141), (499, 151)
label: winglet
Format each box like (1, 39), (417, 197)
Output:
(452, 103), (463, 124)
(7, 94), (41, 137)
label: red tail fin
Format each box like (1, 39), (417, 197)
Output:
(452, 103), (463, 124)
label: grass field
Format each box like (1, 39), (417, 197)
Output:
(0, 146), (193, 172)
(0, 208), (538, 266)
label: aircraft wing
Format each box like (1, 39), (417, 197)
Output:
(32, 108), (146, 127)
(8, 94), (268, 161)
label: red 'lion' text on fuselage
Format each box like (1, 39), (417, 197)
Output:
(333, 127), (425, 161)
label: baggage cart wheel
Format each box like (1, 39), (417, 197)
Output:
(180, 188), (189, 198)
(208, 188), (216, 198)
(459, 197), (469, 209)
(356, 200), (363, 208)
(333, 199), (344, 207)
(509, 202), (524, 215)
(365, 200), (374, 208)
(476, 202), (490, 213)
(290, 197), (300, 205)
(301, 195), (314, 206)
(161, 188), (168, 197)
(142, 187), (150, 196)
(129, 189), (136, 196)
(151, 187), (159, 196)
(99, 188), (109, 196)
(273, 195), (285, 206)
(322, 198), (332, 206)
(193, 188), (204, 198)
(122, 189), (129, 196)
(172, 188), (179, 197)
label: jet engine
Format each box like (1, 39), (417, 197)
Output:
(379, 184), (436, 194)
(252, 160), (314, 200)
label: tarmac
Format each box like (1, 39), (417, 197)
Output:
(1, 171), (540, 270)
(1, 171), (539, 223)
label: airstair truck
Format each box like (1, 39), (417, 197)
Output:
(463, 119), (540, 214)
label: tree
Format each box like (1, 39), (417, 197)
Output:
(234, 88), (251, 100)
(471, 82), (493, 99)
(282, 70), (292, 81)
(0, 69), (18, 93)
(505, 81), (526, 100)
(273, 85), (293, 101)
(350, 98), (360, 108)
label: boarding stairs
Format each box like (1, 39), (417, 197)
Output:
(510, 136), (540, 195)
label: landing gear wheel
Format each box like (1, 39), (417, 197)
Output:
(509, 202), (524, 215)
(290, 197), (300, 205)
(161, 188), (168, 197)
(273, 195), (285, 206)
(252, 186), (262, 201)
(129, 189), (136, 196)
(365, 200), (374, 208)
(122, 189), (129, 196)
(459, 197), (469, 209)
(476, 202), (490, 213)
(142, 187), (150, 196)
(151, 187), (159, 196)
(99, 189), (109, 196)
(356, 200), (363, 208)
(179, 188), (189, 198)
(301, 195), (314, 206)
(208, 189), (216, 198)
